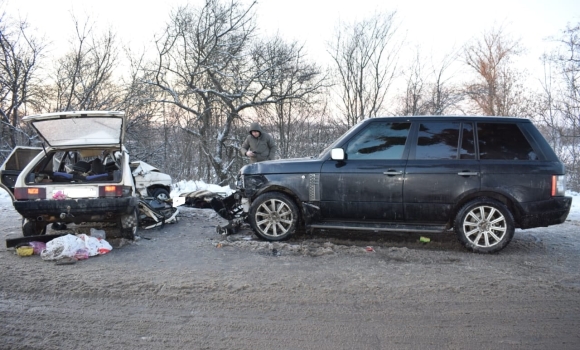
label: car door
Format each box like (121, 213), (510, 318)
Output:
(404, 121), (480, 223)
(0, 147), (42, 199)
(319, 121), (412, 221)
(477, 121), (551, 203)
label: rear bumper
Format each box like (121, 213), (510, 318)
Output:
(518, 196), (572, 229)
(13, 197), (139, 222)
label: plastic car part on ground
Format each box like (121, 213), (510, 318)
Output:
(138, 198), (179, 229)
(179, 190), (245, 235)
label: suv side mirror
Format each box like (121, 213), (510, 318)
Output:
(330, 148), (345, 161)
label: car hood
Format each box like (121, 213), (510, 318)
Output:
(22, 111), (125, 148)
(240, 157), (324, 175)
(131, 161), (161, 176)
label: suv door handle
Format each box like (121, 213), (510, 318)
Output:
(383, 170), (403, 176)
(457, 171), (479, 176)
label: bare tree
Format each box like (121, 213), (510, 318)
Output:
(395, 48), (463, 116)
(141, 0), (324, 183)
(424, 51), (464, 115)
(535, 23), (580, 190)
(328, 11), (402, 127)
(463, 25), (527, 116)
(250, 37), (327, 159)
(0, 11), (46, 153)
(397, 50), (427, 116)
(52, 15), (121, 111)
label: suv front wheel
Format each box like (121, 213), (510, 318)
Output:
(454, 198), (515, 253)
(249, 192), (298, 241)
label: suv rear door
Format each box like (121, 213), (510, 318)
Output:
(477, 121), (552, 204)
(404, 121), (480, 223)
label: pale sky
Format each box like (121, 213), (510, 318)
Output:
(3, 0), (580, 76)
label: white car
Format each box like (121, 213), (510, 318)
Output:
(0, 111), (171, 239)
(131, 161), (172, 201)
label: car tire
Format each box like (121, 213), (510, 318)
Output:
(22, 219), (47, 236)
(150, 188), (170, 201)
(454, 198), (515, 253)
(248, 192), (299, 241)
(119, 208), (138, 240)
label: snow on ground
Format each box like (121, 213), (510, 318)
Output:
(0, 182), (578, 220)
(170, 179), (233, 198)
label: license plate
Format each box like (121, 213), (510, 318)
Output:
(55, 187), (97, 198)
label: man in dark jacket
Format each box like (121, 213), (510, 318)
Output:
(240, 122), (277, 163)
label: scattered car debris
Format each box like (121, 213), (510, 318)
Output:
(138, 198), (179, 229)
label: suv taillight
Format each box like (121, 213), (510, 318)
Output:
(14, 187), (46, 200)
(98, 185), (132, 197)
(551, 175), (566, 196)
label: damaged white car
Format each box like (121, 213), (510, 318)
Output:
(0, 111), (175, 239)
(131, 161), (172, 201)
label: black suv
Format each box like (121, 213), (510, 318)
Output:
(226, 116), (571, 253)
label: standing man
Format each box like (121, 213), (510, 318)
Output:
(240, 122), (277, 163)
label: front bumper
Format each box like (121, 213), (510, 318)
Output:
(13, 197), (139, 223)
(518, 196), (572, 229)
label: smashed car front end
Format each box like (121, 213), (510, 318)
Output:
(211, 158), (322, 230)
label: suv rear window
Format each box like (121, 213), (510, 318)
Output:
(478, 123), (538, 160)
(415, 122), (476, 160)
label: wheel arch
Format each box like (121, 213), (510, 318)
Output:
(251, 185), (305, 226)
(452, 191), (524, 228)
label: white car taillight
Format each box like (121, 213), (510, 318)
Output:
(99, 185), (132, 197)
(14, 187), (46, 200)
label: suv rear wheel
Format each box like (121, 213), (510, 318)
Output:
(249, 192), (298, 241)
(454, 198), (515, 253)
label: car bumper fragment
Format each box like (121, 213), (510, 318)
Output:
(13, 197), (139, 219)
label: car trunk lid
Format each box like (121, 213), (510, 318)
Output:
(22, 111), (125, 149)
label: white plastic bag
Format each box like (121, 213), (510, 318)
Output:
(89, 228), (106, 240)
(41, 234), (85, 261)
(40, 233), (113, 261)
(77, 234), (112, 256)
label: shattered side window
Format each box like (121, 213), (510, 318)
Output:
(345, 122), (411, 160)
